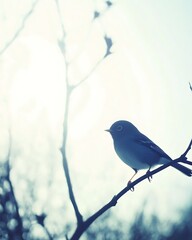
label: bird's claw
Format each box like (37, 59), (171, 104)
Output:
(127, 181), (134, 191)
(146, 170), (153, 182)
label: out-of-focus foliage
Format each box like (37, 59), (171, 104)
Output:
(165, 205), (192, 240)
(0, 162), (24, 240)
(84, 203), (192, 240)
(86, 212), (124, 240)
(128, 205), (192, 240)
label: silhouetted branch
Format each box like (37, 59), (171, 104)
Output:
(72, 56), (104, 89)
(65, 234), (69, 240)
(72, 35), (112, 89)
(70, 139), (192, 239)
(35, 213), (53, 239)
(55, 0), (83, 226)
(44, 226), (54, 240)
(0, 0), (39, 55)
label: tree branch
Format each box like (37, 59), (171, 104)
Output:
(55, 0), (83, 226)
(72, 56), (104, 90)
(181, 139), (192, 158)
(71, 35), (113, 90)
(56, 1), (113, 227)
(70, 139), (192, 239)
(0, 0), (39, 55)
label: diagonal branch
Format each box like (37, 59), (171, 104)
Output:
(181, 139), (192, 157)
(0, 0), (39, 55)
(71, 34), (113, 90)
(70, 139), (192, 240)
(72, 56), (104, 90)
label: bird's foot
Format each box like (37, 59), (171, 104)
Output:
(146, 170), (153, 182)
(127, 181), (134, 191)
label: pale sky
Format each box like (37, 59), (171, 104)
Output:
(0, 0), (192, 237)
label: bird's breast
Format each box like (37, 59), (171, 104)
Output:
(113, 139), (159, 170)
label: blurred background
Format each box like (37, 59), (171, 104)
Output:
(0, 0), (192, 239)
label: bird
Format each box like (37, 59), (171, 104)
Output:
(106, 120), (192, 184)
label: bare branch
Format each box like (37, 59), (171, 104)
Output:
(72, 56), (104, 90)
(71, 34), (113, 90)
(44, 226), (54, 240)
(65, 234), (69, 240)
(68, 1), (114, 64)
(181, 139), (192, 158)
(70, 139), (192, 239)
(182, 160), (192, 165)
(55, 0), (83, 226)
(0, 0), (39, 55)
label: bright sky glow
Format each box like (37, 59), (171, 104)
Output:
(1, 0), (192, 236)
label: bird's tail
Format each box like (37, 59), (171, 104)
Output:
(172, 162), (192, 177)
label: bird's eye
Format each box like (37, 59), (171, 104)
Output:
(116, 125), (123, 131)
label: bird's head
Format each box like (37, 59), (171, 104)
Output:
(105, 120), (139, 140)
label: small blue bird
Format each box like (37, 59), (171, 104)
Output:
(106, 120), (192, 183)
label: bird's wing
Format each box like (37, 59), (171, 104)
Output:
(135, 133), (172, 160)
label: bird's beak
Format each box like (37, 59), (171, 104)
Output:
(105, 129), (111, 133)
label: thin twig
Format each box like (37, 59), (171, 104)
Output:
(72, 56), (104, 90)
(55, 0), (66, 55)
(182, 160), (192, 165)
(181, 139), (192, 158)
(68, 1), (113, 64)
(65, 234), (69, 240)
(0, 0), (39, 55)
(44, 226), (54, 240)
